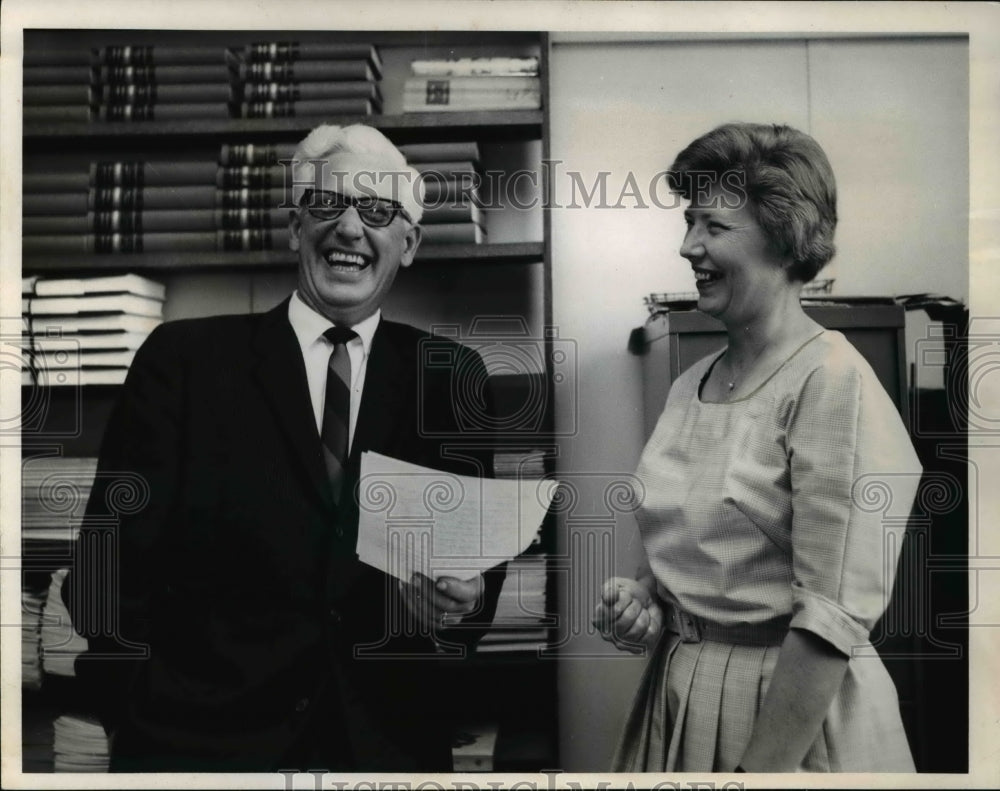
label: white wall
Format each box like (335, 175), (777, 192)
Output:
(548, 34), (968, 771)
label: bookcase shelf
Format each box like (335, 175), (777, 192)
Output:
(22, 243), (544, 273)
(23, 111), (544, 144)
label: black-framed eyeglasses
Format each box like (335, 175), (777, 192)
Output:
(300, 189), (412, 228)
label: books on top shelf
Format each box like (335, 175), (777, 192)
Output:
(24, 39), (384, 124)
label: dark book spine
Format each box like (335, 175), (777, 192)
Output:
(23, 171), (90, 193)
(216, 187), (289, 209)
(238, 98), (372, 118)
(23, 193), (89, 216)
(214, 207), (288, 229)
(92, 209), (216, 233)
(23, 84), (99, 106)
(96, 45), (232, 66)
(24, 48), (95, 67)
(240, 80), (381, 103)
(90, 185), (217, 211)
(219, 143), (297, 167)
(98, 103), (231, 122)
(23, 65), (94, 86)
(94, 63), (232, 84)
(22, 215), (91, 235)
(239, 60), (373, 83)
(36, 231), (221, 254)
(90, 160), (218, 188)
(217, 227), (290, 251)
(23, 106), (93, 123)
(216, 166), (284, 189)
(103, 82), (233, 103)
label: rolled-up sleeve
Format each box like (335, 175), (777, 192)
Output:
(786, 357), (922, 656)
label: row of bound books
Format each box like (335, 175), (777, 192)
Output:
(24, 40), (383, 123)
(23, 140), (488, 252)
(22, 274), (165, 385)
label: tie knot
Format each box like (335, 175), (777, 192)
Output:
(324, 326), (358, 347)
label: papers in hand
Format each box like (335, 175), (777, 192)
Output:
(357, 451), (558, 582)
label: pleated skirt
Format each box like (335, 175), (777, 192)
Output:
(611, 632), (915, 772)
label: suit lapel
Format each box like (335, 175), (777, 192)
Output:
(251, 299), (333, 512)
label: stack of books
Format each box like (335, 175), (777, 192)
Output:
(452, 722), (500, 771)
(403, 56), (541, 113)
(22, 275), (164, 386)
(233, 41), (383, 118)
(53, 714), (110, 773)
(400, 141), (485, 244)
(24, 40), (383, 124)
(21, 456), (99, 542)
(478, 449), (551, 653)
(22, 585), (48, 691)
(41, 569), (90, 679)
(22, 147), (298, 255)
(24, 44), (236, 123)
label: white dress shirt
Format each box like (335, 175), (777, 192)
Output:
(288, 291), (380, 451)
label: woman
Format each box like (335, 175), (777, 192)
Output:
(594, 123), (921, 772)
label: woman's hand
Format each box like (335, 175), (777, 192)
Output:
(592, 576), (663, 653)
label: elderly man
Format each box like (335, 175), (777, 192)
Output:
(64, 124), (502, 772)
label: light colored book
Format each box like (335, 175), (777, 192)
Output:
(31, 331), (150, 351)
(411, 57), (539, 77)
(33, 273), (166, 300)
(34, 349), (137, 369)
(24, 293), (164, 318)
(23, 367), (129, 386)
(30, 313), (161, 335)
(421, 223), (486, 245)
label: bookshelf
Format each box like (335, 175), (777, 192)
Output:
(21, 28), (558, 773)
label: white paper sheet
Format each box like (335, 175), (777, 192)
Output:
(357, 451), (559, 582)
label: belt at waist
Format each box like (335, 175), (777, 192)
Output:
(659, 598), (789, 647)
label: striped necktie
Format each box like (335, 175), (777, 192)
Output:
(321, 326), (358, 504)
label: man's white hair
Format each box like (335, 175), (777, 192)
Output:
(290, 124), (424, 222)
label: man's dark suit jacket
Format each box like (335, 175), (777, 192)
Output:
(64, 298), (503, 772)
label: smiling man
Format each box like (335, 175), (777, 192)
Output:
(63, 124), (503, 773)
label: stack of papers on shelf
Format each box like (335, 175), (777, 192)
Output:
(41, 569), (89, 678)
(21, 456), (98, 542)
(452, 722), (500, 772)
(478, 552), (551, 653)
(22, 586), (47, 691)
(53, 714), (110, 773)
(22, 273), (164, 386)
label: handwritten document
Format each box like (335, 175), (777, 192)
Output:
(357, 451), (559, 582)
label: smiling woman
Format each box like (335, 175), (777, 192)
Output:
(593, 123), (922, 773)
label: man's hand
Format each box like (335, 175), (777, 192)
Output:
(399, 572), (484, 634)
(592, 576), (663, 653)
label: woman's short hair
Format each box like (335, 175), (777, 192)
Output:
(668, 122), (837, 282)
